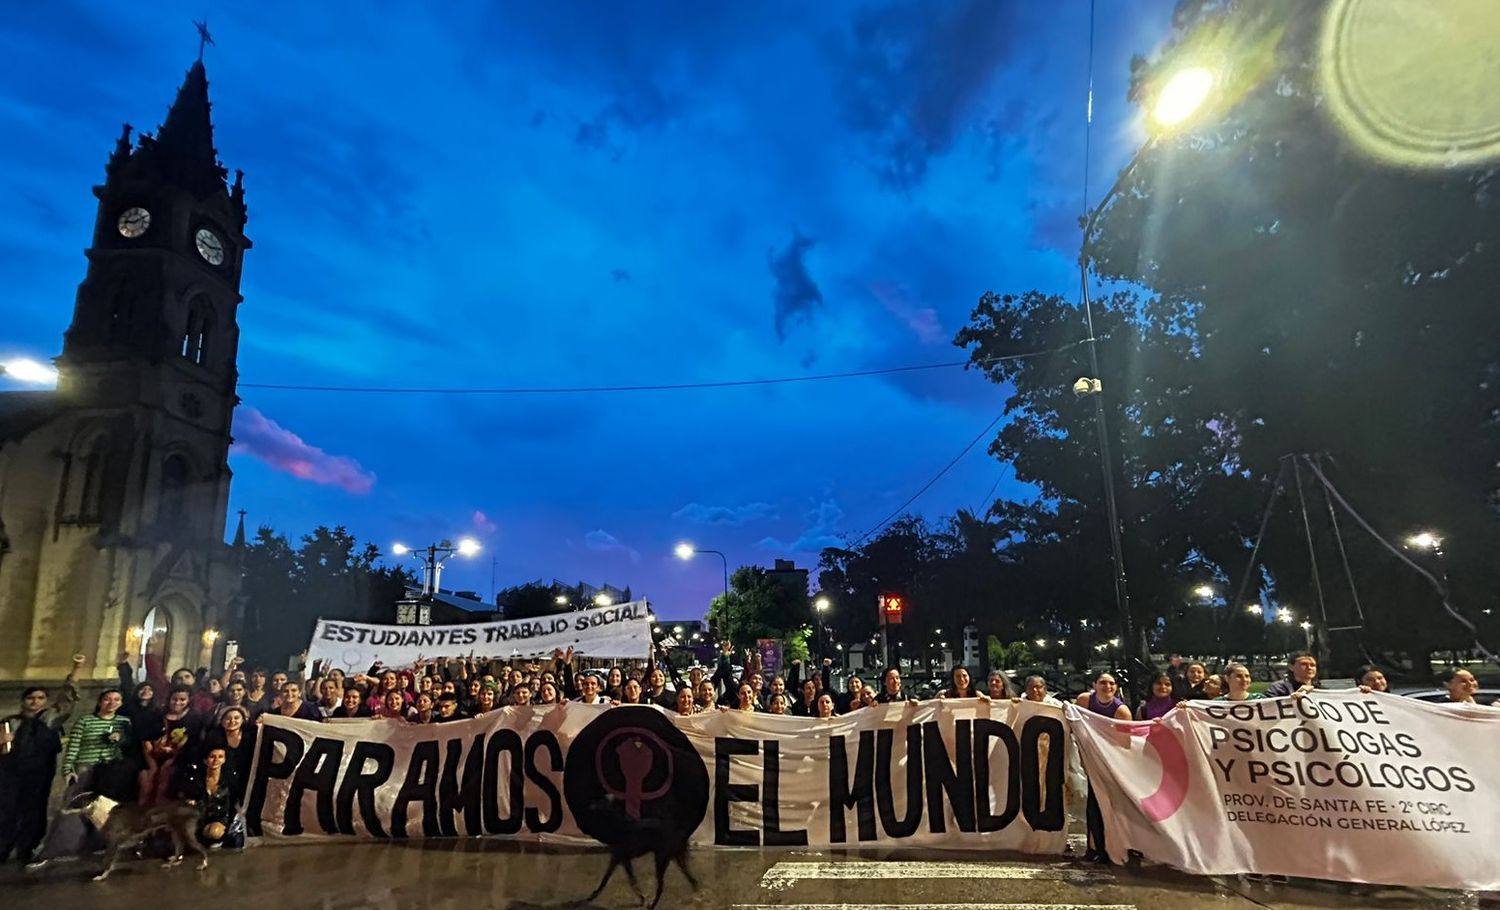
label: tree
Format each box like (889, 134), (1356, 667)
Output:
(706, 565), (812, 651)
(954, 0), (1500, 671)
(239, 525), (416, 667)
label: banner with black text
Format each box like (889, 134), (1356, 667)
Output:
(246, 698), (1070, 852)
(305, 601), (653, 671)
(1068, 691), (1500, 891)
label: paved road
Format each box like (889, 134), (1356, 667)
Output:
(4, 842), (1494, 910)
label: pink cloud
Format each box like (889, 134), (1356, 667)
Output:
(231, 406), (376, 495)
(870, 281), (944, 344)
(471, 510), (497, 535)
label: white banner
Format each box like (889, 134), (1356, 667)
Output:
(1068, 691), (1500, 891)
(246, 698), (1070, 853)
(305, 601), (653, 671)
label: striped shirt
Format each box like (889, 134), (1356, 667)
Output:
(62, 713), (133, 774)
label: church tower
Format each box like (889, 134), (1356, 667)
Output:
(0, 58), (249, 681)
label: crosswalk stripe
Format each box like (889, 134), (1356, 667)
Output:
(760, 861), (1110, 890)
(735, 904), (1135, 910)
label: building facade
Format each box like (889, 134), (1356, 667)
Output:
(0, 59), (247, 682)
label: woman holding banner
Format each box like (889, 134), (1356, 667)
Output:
(1075, 672), (1130, 865)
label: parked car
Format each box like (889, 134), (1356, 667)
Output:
(1395, 687), (1500, 706)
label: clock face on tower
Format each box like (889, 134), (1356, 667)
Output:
(117, 207), (151, 238)
(194, 227), (225, 266)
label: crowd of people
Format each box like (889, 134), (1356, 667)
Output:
(0, 642), (1492, 871)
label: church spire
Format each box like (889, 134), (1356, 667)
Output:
(153, 59), (226, 196)
(232, 508), (247, 550)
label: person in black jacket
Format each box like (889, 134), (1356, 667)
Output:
(0, 657), (81, 864)
(1263, 652), (1319, 698)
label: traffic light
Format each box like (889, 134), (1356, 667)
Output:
(878, 592), (904, 625)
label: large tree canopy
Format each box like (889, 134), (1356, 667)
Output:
(951, 0), (1498, 669)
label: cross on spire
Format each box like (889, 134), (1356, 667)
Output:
(193, 18), (214, 62)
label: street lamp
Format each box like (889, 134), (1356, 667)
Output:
(594, 593), (613, 607)
(675, 542), (729, 634)
(392, 538), (480, 595)
(813, 596), (831, 663)
(1076, 64), (1219, 693)
(555, 595), (569, 605)
(1276, 608), (1294, 624)
(1193, 584), (1216, 600)
(0, 357), (59, 385)
(1246, 604), (1263, 615)
(1405, 531), (1441, 552)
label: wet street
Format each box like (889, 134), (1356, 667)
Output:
(4, 842), (1495, 910)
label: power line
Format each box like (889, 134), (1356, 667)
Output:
(850, 410), (1006, 547)
(237, 343), (1084, 395)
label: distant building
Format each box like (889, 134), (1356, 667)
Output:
(395, 588), (500, 625)
(0, 58), (249, 681)
(555, 579), (633, 608)
(765, 558), (810, 599)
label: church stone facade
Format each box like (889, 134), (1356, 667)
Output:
(0, 59), (248, 682)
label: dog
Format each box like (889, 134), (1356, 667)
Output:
(582, 798), (699, 909)
(59, 793), (209, 881)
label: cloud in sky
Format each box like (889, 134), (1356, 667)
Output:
(0, 1), (1175, 618)
(471, 510), (497, 535)
(759, 498), (848, 556)
(769, 231), (824, 340)
(230, 406), (375, 495)
(673, 501), (779, 526)
(585, 529), (640, 563)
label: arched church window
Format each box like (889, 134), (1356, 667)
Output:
(78, 435), (110, 522)
(160, 453), (192, 525)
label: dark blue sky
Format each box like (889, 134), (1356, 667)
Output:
(0, 2), (1175, 618)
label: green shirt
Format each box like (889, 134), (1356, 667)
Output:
(62, 713), (132, 774)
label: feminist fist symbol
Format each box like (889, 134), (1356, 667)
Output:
(597, 728), (673, 819)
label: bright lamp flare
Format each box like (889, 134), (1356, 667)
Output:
(674, 542), (695, 560)
(0, 357), (59, 385)
(391, 543), (410, 556)
(457, 538), (481, 556)
(594, 593), (613, 607)
(1152, 66), (1215, 128)
(1193, 584), (1216, 599)
(1407, 531), (1441, 550)
(1321, 0), (1500, 169)
(815, 597), (830, 612)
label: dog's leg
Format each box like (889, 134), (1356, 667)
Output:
(621, 857), (645, 903)
(181, 821), (209, 871)
(673, 845), (699, 890)
(648, 852), (671, 910)
(163, 825), (184, 868)
(584, 856), (619, 903)
(93, 843), (126, 882)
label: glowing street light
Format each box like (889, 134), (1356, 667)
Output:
(1406, 531), (1441, 551)
(554, 595), (569, 605)
(1034, 638), (1048, 648)
(1151, 65), (1216, 129)
(1299, 621), (1312, 631)
(392, 538), (482, 596)
(814, 597), (830, 612)
(1277, 608), (1294, 625)
(0, 357), (59, 386)
(594, 593), (613, 607)
(1246, 604), (1264, 615)
(674, 542), (729, 634)
(1079, 62), (1222, 699)
(1193, 584), (1217, 600)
